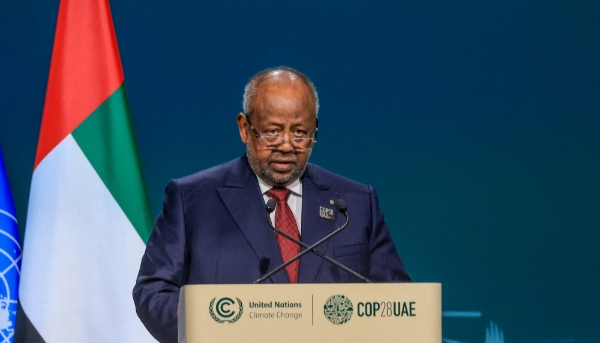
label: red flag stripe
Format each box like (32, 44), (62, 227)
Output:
(34, 0), (124, 169)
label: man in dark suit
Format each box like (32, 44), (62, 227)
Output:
(133, 67), (411, 343)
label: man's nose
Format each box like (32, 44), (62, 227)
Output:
(275, 132), (295, 153)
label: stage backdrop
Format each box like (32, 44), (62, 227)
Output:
(1, 1), (599, 342)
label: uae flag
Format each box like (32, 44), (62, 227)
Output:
(16, 0), (156, 342)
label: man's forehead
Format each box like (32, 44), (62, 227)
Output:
(254, 85), (314, 116)
(257, 75), (310, 97)
(251, 70), (316, 116)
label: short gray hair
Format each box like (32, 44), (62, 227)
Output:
(243, 66), (319, 118)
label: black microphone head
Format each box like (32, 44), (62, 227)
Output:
(259, 257), (271, 277)
(334, 199), (347, 213)
(266, 199), (277, 213)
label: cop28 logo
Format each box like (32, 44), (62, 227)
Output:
(209, 297), (243, 323)
(323, 294), (354, 325)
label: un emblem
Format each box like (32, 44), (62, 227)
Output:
(209, 297), (243, 323)
(323, 294), (354, 325)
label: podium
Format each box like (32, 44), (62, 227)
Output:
(178, 283), (441, 343)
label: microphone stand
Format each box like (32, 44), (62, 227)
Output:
(264, 213), (371, 283)
(254, 205), (369, 284)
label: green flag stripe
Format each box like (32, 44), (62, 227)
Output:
(72, 84), (152, 243)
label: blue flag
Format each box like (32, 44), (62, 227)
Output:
(0, 148), (21, 342)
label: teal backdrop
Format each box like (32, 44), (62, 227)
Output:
(1, 1), (599, 342)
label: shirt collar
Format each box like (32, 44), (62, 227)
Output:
(257, 176), (302, 197)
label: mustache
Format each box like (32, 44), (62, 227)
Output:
(267, 153), (298, 165)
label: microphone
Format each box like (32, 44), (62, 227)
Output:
(334, 199), (347, 213)
(266, 199), (277, 214)
(263, 199), (368, 282)
(258, 257), (271, 278)
(254, 199), (371, 284)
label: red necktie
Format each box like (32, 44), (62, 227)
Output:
(266, 188), (300, 283)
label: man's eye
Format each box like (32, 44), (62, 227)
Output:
(294, 130), (307, 137)
(265, 130), (279, 136)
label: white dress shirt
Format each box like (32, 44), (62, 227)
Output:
(257, 177), (303, 234)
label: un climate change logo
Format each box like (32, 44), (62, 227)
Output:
(323, 295), (353, 325)
(209, 297), (243, 323)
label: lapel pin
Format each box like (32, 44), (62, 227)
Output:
(319, 206), (335, 220)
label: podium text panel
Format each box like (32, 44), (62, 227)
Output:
(179, 283), (441, 343)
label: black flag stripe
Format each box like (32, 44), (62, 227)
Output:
(15, 301), (45, 343)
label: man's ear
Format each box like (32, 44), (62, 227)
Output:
(237, 113), (249, 144)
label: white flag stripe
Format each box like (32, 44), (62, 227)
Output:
(19, 135), (155, 342)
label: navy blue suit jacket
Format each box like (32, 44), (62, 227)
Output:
(133, 156), (410, 343)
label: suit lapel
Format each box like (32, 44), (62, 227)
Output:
(299, 165), (340, 283)
(217, 157), (288, 284)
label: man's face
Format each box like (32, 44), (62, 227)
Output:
(237, 76), (316, 187)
